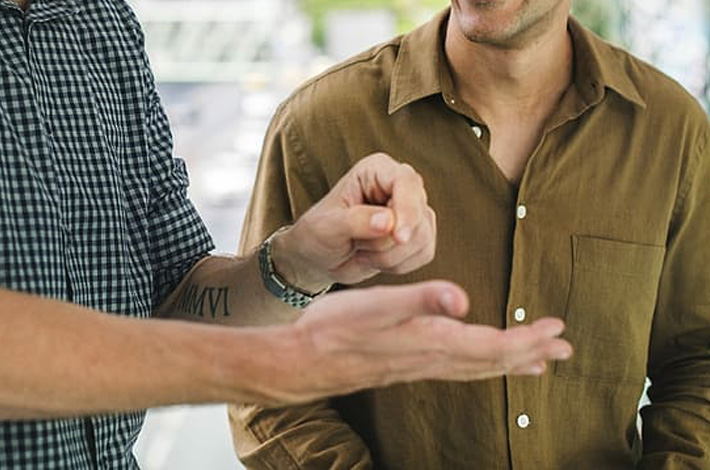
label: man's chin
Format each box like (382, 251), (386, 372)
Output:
(452, 8), (524, 46)
(457, 22), (526, 49)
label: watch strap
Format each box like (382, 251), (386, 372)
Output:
(258, 227), (331, 308)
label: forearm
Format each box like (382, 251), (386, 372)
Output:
(0, 287), (300, 419)
(157, 251), (304, 328)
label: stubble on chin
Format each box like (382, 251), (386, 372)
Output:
(451, 0), (560, 49)
(453, 14), (525, 48)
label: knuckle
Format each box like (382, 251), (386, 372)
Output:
(424, 245), (436, 264)
(412, 315), (437, 332)
(374, 360), (396, 387)
(399, 163), (424, 184)
(368, 251), (393, 267)
(388, 263), (413, 275)
(371, 249), (407, 268)
(400, 162), (419, 178)
(371, 152), (393, 167)
(378, 238), (397, 252)
(418, 226), (435, 247)
(426, 349), (448, 367)
(359, 153), (384, 170)
(417, 316), (451, 338)
(399, 162), (416, 174)
(352, 157), (368, 171)
(490, 331), (510, 359)
(428, 207), (437, 223)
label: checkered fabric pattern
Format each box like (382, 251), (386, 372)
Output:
(0, 0), (215, 468)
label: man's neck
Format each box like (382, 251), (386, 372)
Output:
(444, 8), (573, 122)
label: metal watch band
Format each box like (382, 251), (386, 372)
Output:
(258, 227), (331, 308)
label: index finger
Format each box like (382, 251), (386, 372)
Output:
(378, 163), (428, 244)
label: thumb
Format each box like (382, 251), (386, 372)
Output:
(316, 281), (469, 329)
(342, 205), (395, 240)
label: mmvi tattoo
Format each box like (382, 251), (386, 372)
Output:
(176, 283), (232, 318)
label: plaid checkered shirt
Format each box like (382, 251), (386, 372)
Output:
(0, 0), (215, 468)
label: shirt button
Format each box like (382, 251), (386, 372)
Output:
(516, 205), (527, 220)
(517, 413), (531, 429)
(472, 125), (483, 138)
(514, 307), (527, 323)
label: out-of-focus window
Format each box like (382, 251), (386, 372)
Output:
(132, 2), (316, 468)
(131, 2), (709, 469)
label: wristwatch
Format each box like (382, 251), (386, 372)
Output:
(258, 227), (332, 308)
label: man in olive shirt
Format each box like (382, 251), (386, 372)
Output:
(230, 1), (710, 469)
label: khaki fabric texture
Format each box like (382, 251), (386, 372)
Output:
(230, 10), (710, 470)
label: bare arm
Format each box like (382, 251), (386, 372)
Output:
(0, 286), (298, 419)
(0, 279), (569, 420)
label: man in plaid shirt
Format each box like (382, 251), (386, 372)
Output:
(0, 0), (571, 468)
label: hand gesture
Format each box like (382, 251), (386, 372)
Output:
(271, 153), (436, 291)
(269, 281), (572, 403)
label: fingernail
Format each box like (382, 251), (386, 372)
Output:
(528, 365), (545, 375)
(544, 321), (565, 337)
(439, 290), (455, 312)
(555, 347), (572, 360)
(396, 226), (412, 243)
(370, 211), (391, 232)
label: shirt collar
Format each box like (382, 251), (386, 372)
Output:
(388, 9), (448, 115)
(568, 17), (646, 108)
(388, 9), (646, 115)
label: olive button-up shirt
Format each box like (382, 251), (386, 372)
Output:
(231, 10), (710, 470)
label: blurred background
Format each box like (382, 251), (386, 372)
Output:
(129, 1), (710, 468)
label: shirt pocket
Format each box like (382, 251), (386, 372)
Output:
(555, 235), (665, 384)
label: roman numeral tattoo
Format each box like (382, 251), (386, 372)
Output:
(176, 283), (232, 318)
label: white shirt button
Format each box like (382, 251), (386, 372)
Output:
(517, 413), (531, 429)
(472, 125), (482, 138)
(514, 307), (527, 323)
(516, 205), (527, 220)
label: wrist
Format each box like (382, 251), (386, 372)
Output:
(216, 324), (311, 405)
(270, 226), (333, 294)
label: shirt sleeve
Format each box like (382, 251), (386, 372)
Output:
(229, 107), (372, 469)
(640, 130), (710, 469)
(123, 3), (215, 308)
(230, 402), (373, 470)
